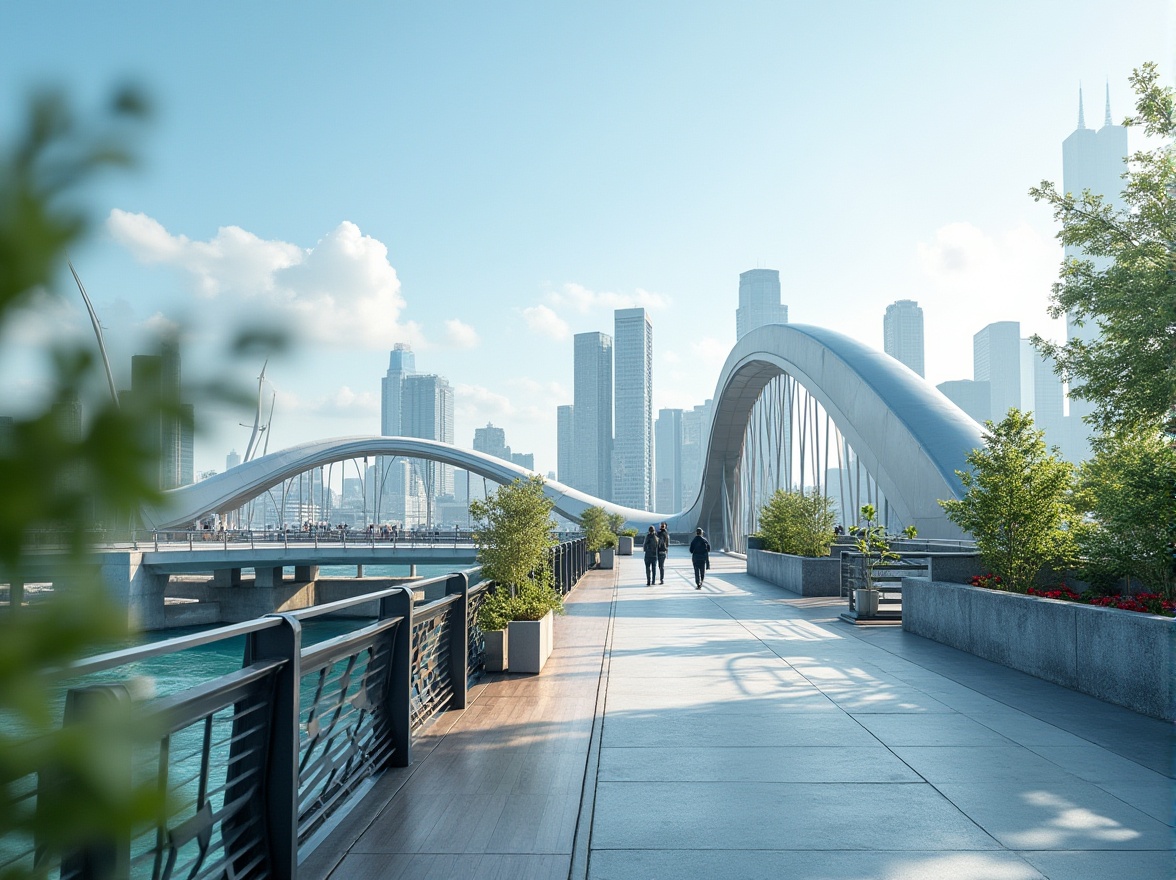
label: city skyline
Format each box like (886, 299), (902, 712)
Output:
(1, 3), (1171, 478)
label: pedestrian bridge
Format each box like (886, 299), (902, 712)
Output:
(143, 324), (984, 544)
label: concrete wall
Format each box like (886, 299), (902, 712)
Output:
(747, 549), (840, 597)
(903, 578), (1175, 721)
(165, 575), (418, 625)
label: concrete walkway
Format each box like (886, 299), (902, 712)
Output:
(310, 552), (1175, 880)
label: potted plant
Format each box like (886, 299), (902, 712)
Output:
(850, 504), (898, 617)
(597, 531), (617, 569)
(471, 475), (564, 673)
(579, 506), (615, 568)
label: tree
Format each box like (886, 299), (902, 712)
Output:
(0, 87), (169, 880)
(755, 488), (837, 557)
(1076, 429), (1176, 598)
(851, 504), (899, 589)
(578, 505), (615, 551)
(1029, 62), (1176, 436)
(940, 410), (1082, 593)
(470, 476), (563, 628)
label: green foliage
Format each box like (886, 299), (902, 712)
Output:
(940, 410), (1082, 593)
(607, 512), (626, 534)
(755, 488), (837, 557)
(851, 504), (900, 589)
(1076, 428), (1176, 598)
(0, 87), (171, 880)
(470, 476), (563, 627)
(902, 525), (918, 540)
(1029, 62), (1176, 436)
(578, 505), (614, 552)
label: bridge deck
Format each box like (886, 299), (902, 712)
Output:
(306, 554), (1174, 880)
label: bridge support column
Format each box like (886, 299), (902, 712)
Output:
(294, 564), (318, 582)
(255, 566), (285, 588)
(97, 551), (168, 630)
(213, 568), (242, 589)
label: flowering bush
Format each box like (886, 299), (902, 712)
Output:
(969, 573), (1004, 590)
(969, 575), (1176, 617)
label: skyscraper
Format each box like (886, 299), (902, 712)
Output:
(655, 408), (683, 513)
(379, 344), (418, 524)
(613, 308), (653, 510)
(937, 380), (991, 425)
(680, 399), (713, 508)
(473, 423), (510, 461)
(973, 321), (1021, 421)
(883, 299), (925, 377)
(736, 269), (787, 340)
(572, 332), (613, 499)
(1062, 83), (1128, 459)
(380, 343), (416, 437)
(402, 374), (455, 508)
(556, 405), (574, 484)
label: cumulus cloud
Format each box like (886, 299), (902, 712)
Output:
(521, 304), (571, 340)
(456, 382), (555, 428)
(107, 211), (419, 350)
(547, 282), (670, 314)
(277, 385), (379, 418)
(442, 319), (479, 349)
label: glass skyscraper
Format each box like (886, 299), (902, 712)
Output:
(572, 332), (613, 499)
(736, 269), (788, 340)
(613, 308), (653, 510)
(883, 299), (925, 377)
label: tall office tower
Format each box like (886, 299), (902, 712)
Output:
(736, 269), (788, 340)
(1021, 340), (1067, 453)
(679, 399), (714, 507)
(159, 339), (183, 489)
(883, 299), (925, 377)
(973, 322), (1021, 421)
(613, 308), (653, 509)
(52, 389), (83, 443)
(572, 332), (613, 499)
(556, 405), (574, 484)
(473, 423), (510, 461)
(937, 380), (991, 425)
(402, 374), (455, 518)
(179, 403), (194, 486)
(655, 408), (684, 513)
(379, 344), (417, 521)
(1062, 84), (1128, 459)
(130, 355), (164, 490)
(226, 449), (241, 471)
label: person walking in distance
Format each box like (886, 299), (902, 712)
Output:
(656, 522), (670, 584)
(642, 525), (659, 586)
(689, 527), (710, 589)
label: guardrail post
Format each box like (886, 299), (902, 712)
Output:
(380, 588), (414, 768)
(446, 573), (469, 710)
(240, 614), (301, 880)
(53, 684), (133, 880)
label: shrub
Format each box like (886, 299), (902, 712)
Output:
(755, 488), (837, 557)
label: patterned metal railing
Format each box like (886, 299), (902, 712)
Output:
(13, 537), (589, 880)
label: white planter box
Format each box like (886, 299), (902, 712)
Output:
(617, 536), (634, 556)
(598, 548), (615, 569)
(484, 629), (508, 672)
(508, 610), (554, 674)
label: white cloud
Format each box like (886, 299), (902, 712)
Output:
(521, 304), (571, 340)
(690, 336), (729, 369)
(107, 211), (420, 350)
(442, 319), (479, 349)
(272, 385), (379, 419)
(662, 350), (682, 365)
(547, 282), (670, 314)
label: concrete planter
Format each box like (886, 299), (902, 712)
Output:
(508, 610), (554, 674)
(617, 536), (634, 556)
(746, 548), (840, 597)
(598, 548), (615, 569)
(853, 588), (880, 617)
(903, 578), (1176, 721)
(484, 629), (508, 672)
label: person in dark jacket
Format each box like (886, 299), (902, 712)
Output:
(656, 522), (670, 584)
(642, 525), (659, 586)
(689, 527), (710, 588)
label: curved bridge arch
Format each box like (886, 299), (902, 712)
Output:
(143, 437), (657, 530)
(148, 323), (983, 540)
(678, 324), (983, 541)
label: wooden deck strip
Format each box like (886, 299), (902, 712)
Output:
(310, 565), (615, 880)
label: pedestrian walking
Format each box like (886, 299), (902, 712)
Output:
(689, 527), (710, 589)
(656, 522), (670, 584)
(642, 525), (659, 586)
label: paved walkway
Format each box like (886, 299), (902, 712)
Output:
(308, 552), (1175, 880)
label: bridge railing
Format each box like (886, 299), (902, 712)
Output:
(8, 538), (588, 880)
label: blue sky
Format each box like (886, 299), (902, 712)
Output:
(2, 1), (1173, 477)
